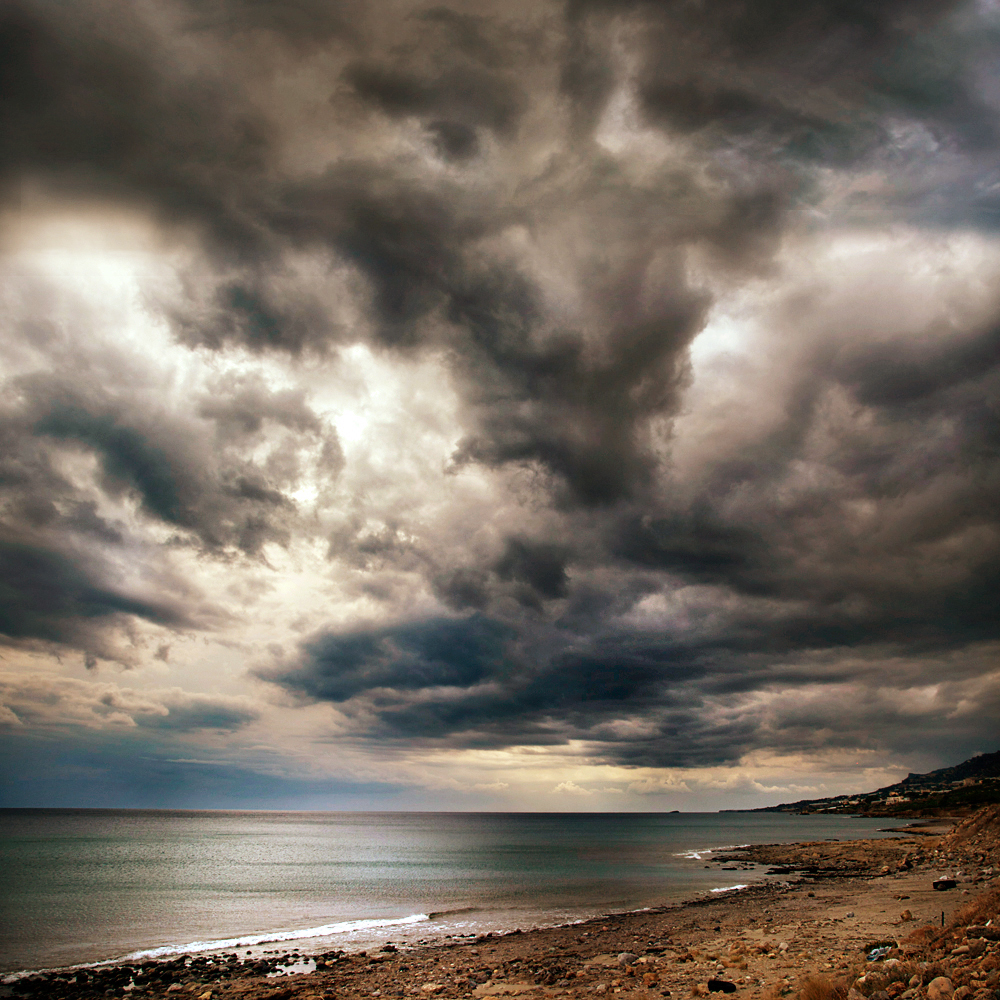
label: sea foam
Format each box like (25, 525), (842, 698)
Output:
(119, 914), (430, 962)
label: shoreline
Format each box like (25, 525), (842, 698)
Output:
(0, 812), (900, 979)
(5, 809), (997, 1000)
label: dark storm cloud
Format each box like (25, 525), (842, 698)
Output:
(835, 321), (1000, 410)
(262, 292), (1000, 763)
(0, 538), (188, 650)
(0, 363), (339, 658)
(263, 615), (516, 702)
(494, 537), (568, 597)
(4, 0), (1000, 777)
(36, 405), (184, 523)
(0, 0), (272, 248)
(10, 370), (341, 554)
(132, 695), (259, 732)
(260, 614), (680, 748)
(5, 0), (722, 503)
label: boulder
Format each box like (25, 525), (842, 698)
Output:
(927, 977), (954, 1000)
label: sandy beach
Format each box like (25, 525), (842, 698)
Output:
(6, 807), (998, 1000)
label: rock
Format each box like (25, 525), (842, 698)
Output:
(198, 992), (212, 1000)
(909, 977), (921, 988)
(901, 910), (914, 921)
(927, 977), (954, 1000)
(642, 973), (659, 986)
(954, 988), (973, 1000)
(707, 980), (737, 994)
(933, 879), (958, 891)
(871, 991), (890, 1000)
(967, 927), (1000, 941)
(420, 985), (444, 995)
(618, 953), (638, 966)
(967, 939), (987, 956)
(166, 987), (184, 993)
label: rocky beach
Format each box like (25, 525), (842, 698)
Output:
(5, 806), (998, 1000)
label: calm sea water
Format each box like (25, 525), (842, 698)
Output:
(0, 810), (900, 976)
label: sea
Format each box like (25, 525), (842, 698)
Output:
(0, 810), (903, 978)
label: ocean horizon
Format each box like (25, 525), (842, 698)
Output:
(0, 810), (902, 978)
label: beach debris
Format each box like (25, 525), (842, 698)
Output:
(707, 979), (737, 993)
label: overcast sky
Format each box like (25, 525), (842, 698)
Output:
(1, 0), (998, 810)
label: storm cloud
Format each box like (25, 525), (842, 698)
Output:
(1, 0), (998, 805)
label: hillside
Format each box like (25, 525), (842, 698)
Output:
(748, 749), (1000, 817)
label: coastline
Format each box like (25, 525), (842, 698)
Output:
(0, 811), (901, 977)
(5, 808), (998, 1000)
